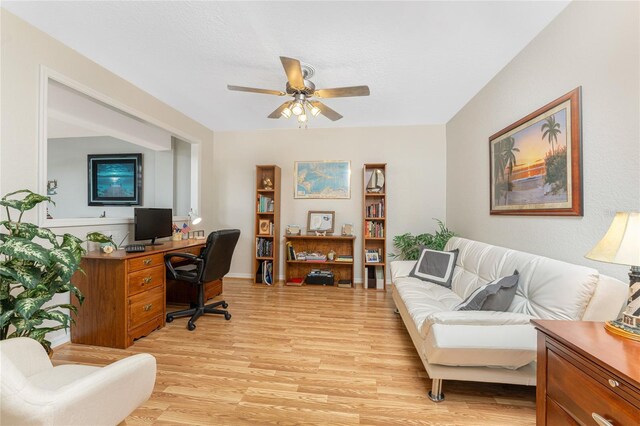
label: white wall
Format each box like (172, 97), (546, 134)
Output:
(446, 1), (640, 281)
(47, 136), (173, 218)
(213, 125), (447, 282)
(173, 137), (192, 216)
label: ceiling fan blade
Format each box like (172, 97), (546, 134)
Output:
(267, 102), (291, 119)
(279, 56), (305, 90)
(314, 85), (370, 98)
(310, 101), (343, 121)
(227, 85), (285, 96)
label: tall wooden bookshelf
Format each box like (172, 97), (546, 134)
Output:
(253, 165), (281, 285)
(363, 163), (387, 290)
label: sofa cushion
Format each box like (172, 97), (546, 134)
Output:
(393, 277), (462, 338)
(424, 323), (537, 369)
(409, 248), (458, 288)
(455, 271), (519, 311)
(445, 237), (600, 320)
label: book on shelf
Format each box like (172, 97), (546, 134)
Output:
(256, 237), (273, 257)
(285, 241), (297, 260)
(286, 277), (304, 286)
(262, 260), (273, 285)
(335, 255), (353, 262)
(365, 199), (385, 218)
(337, 279), (352, 288)
(257, 195), (274, 213)
(365, 220), (384, 238)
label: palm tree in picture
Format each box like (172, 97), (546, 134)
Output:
(501, 136), (520, 204)
(541, 115), (562, 154)
(493, 140), (507, 204)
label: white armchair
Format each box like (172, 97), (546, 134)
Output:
(0, 337), (156, 426)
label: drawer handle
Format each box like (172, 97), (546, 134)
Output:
(143, 259), (152, 265)
(143, 303), (153, 311)
(607, 379), (619, 388)
(592, 413), (613, 426)
(142, 277), (152, 284)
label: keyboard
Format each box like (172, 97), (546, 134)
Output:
(124, 244), (146, 253)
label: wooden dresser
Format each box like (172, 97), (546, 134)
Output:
(533, 320), (640, 425)
(71, 239), (220, 349)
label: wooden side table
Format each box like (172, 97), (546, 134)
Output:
(533, 320), (640, 425)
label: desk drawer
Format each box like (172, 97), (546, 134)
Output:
(129, 285), (164, 330)
(128, 253), (164, 271)
(547, 349), (639, 425)
(128, 265), (164, 296)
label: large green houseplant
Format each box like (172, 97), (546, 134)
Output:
(0, 190), (113, 352)
(391, 219), (456, 260)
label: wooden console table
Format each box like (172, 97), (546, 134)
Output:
(71, 239), (220, 349)
(533, 320), (640, 425)
(284, 235), (355, 286)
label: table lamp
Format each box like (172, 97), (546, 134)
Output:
(585, 212), (640, 340)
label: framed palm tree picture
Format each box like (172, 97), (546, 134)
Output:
(489, 87), (582, 216)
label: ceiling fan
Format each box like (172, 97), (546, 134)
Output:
(227, 56), (370, 125)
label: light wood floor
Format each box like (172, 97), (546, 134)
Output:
(53, 279), (536, 425)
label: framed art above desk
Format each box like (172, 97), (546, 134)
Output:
(71, 239), (221, 349)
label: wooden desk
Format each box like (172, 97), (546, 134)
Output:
(533, 320), (640, 425)
(71, 239), (221, 349)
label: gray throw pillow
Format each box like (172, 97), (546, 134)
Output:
(455, 270), (520, 311)
(409, 248), (459, 288)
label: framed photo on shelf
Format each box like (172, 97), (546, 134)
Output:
(307, 211), (335, 234)
(365, 252), (379, 263)
(294, 160), (351, 199)
(489, 87), (582, 216)
(258, 219), (271, 235)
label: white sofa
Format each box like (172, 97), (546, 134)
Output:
(1, 337), (156, 425)
(391, 237), (628, 402)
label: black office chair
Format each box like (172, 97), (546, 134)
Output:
(164, 229), (241, 331)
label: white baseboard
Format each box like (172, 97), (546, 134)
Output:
(50, 332), (71, 348)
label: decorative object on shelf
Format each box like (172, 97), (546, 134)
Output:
(286, 224), (301, 235)
(391, 219), (455, 260)
(258, 219), (271, 235)
(342, 223), (353, 236)
(0, 189), (114, 354)
(366, 169), (385, 193)
(101, 244), (114, 254)
(227, 56), (370, 128)
(327, 249), (336, 261)
(46, 179), (58, 195)
(586, 211), (640, 339)
(294, 160), (351, 199)
(489, 87), (582, 216)
(87, 153), (143, 206)
(307, 211), (335, 234)
(262, 176), (273, 190)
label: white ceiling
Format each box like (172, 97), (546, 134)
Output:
(3, 1), (569, 132)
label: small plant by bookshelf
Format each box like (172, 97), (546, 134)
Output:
(254, 165), (281, 285)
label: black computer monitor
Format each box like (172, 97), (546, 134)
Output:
(134, 208), (173, 246)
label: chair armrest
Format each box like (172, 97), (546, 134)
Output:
(164, 253), (202, 279)
(424, 311), (534, 328)
(390, 260), (416, 281)
(51, 354), (156, 425)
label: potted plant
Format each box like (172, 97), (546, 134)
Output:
(391, 219), (456, 260)
(0, 190), (113, 353)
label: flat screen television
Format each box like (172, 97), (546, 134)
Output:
(134, 208), (173, 246)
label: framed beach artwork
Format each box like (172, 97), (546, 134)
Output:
(88, 153), (142, 206)
(294, 160), (351, 199)
(489, 87), (583, 216)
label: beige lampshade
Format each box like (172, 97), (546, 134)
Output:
(585, 212), (640, 266)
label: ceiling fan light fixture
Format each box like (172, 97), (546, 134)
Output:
(307, 102), (321, 117)
(281, 103), (292, 118)
(298, 113), (308, 123)
(291, 102), (304, 116)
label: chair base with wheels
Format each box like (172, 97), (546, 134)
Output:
(164, 229), (240, 331)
